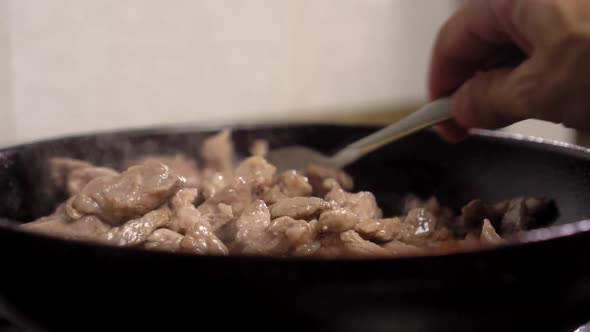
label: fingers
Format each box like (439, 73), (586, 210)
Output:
(433, 120), (468, 143)
(452, 65), (536, 130)
(428, 0), (513, 100)
(428, 0), (569, 101)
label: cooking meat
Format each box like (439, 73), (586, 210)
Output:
(318, 208), (359, 233)
(305, 163), (353, 196)
(134, 154), (200, 188)
(355, 217), (402, 242)
(21, 129), (553, 258)
(458, 196), (548, 235)
(403, 196), (455, 228)
(262, 170), (313, 204)
(66, 161), (184, 226)
(249, 139), (269, 157)
(201, 129), (235, 174)
(102, 209), (169, 247)
(234, 156), (276, 187)
(145, 229), (184, 252)
(267, 217), (320, 256)
(232, 200), (272, 254)
(317, 230), (389, 258)
(200, 170), (228, 201)
(480, 219), (505, 244)
(173, 192), (228, 255)
(381, 208), (452, 247)
(325, 181), (382, 220)
(20, 205), (110, 242)
(269, 197), (332, 220)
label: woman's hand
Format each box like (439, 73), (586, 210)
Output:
(429, 0), (590, 141)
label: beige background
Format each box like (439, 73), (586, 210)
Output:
(0, 0), (576, 146)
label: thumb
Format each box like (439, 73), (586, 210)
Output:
(452, 67), (533, 130)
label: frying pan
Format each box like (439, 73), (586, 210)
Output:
(0, 124), (589, 332)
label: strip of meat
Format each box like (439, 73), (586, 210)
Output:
(232, 200), (272, 254)
(201, 129), (235, 174)
(21, 207), (110, 243)
(480, 219), (505, 244)
(355, 217), (402, 242)
(262, 170), (313, 204)
(269, 197), (332, 220)
(145, 229), (184, 252)
(67, 161), (184, 226)
(134, 154), (200, 188)
(318, 208), (359, 233)
(102, 209), (170, 246)
(249, 139), (269, 157)
(325, 181), (382, 220)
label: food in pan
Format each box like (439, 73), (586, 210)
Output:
(19, 129), (550, 258)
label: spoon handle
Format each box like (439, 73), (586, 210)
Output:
(330, 97), (454, 167)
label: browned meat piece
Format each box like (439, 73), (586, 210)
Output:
(198, 177), (251, 230)
(232, 200), (272, 254)
(134, 154), (200, 188)
(168, 189), (228, 255)
(458, 199), (503, 231)
(201, 129), (235, 174)
(480, 219), (505, 244)
(198, 156), (276, 231)
(234, 156), (276, 187)
(102, 209), (169, 246)
(382, 240), (423, 256)
(317, 230), (390, 258)
(355, 217), (402, 242)
(179, 213), (229, 256)
(200, 170), (229, 201)
(67, 161), (184, 226)
(305, 163), (353, 196)
(250, 139), (269, 157)
(500, 198), (528, 234)
(262, 170), (313, 204)
(232, 205), (320, 256)
(170, 188), (198, 211)
(268, 218), (320, 256)
(145, 229), (184, 251)
(269, 197), (332, 220)
(397, 208), (451, 245)
(325, 182), (382, 220)
(318, 208), (359, 233)
(168, 188), (200, 234)
(458, 197), (549, 235)
(403, 196), (455, 228)
(21, 206), (110, 243)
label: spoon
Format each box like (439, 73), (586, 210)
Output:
(265, 97), (453, 172)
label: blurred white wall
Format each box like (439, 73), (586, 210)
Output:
(0, 0), (14, 145)
(0, 0), (576, 145)
(2, 0), (456, 144)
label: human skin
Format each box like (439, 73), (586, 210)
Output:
(428, 0), (590, 142)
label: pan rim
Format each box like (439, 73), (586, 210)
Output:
(1, 123), (589, 261)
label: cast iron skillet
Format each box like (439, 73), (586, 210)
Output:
(0, 124), (590, 332)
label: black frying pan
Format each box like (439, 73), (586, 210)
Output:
(0, 124), (589, 332)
